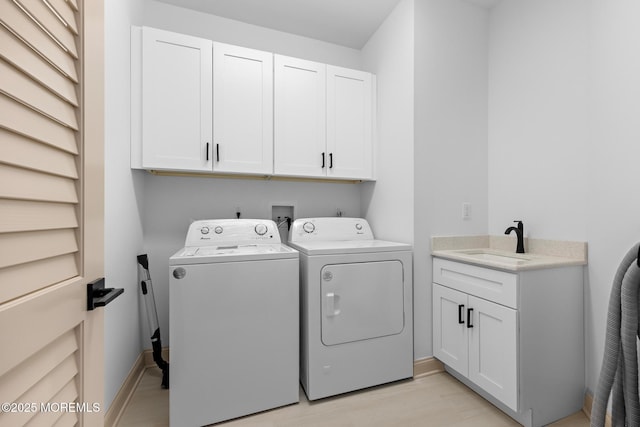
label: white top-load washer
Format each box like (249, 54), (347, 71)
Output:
(288, 217), (413, 400)
(169, 219), (299, 426)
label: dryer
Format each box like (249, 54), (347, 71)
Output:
(169, 219), (299, 426)
(288, 217), (413, 400)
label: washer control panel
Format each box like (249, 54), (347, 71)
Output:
(185, 219), (280, 247)
(289, 217), (374, 242)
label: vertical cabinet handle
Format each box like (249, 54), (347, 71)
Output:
(467, 308), (474, 328)
(216, 144), (220, 162)
(458, 304), (465, 324)
(322, 152), (325, 168)
(206, 142), (209, 161)
(329, 153), (333, 169)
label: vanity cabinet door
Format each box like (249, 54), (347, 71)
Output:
(433, 284), (469, 376)
(468, 295), (518, 411)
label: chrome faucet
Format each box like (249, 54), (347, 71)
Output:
(504, 220), (525, 254)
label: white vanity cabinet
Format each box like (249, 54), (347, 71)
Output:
(432, 257), (584, 427)
(134, 27), (212, 171)
(273, 58), (374, 180)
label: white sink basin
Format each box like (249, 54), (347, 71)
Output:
(455, 249), (532, 265)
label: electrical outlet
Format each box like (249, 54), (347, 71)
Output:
(462, 203), (471, 220)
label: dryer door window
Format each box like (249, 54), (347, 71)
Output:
(320, 260), (404, 346)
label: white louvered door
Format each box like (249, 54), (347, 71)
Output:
(0, 0), (105, 426)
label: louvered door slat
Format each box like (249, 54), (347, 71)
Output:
(0, 128), (78, 178)
(0, 60), (78, 129)
(0, 164), (78, 203)
(0, 0), (78, 82)
(0, 200), (78, 233)
(0, 229), (78, 269)
(52, 411), (76, 427)
(22, 360), (79, 427)
(46, 0), (78, 35)
(66, 0), (78, 12)
(0, 254), (78, 304)
(0, 330), (77, 404)
(0, 95), (78, 154)
(0, 25), (78, 106)
(13, 0), (78, 58)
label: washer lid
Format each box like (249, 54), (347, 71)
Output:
(170, 243), (298, 265)
(287, 239), (411, 256)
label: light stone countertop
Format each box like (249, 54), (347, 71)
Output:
(431, 235), (587, 271)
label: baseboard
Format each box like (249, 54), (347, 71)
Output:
(413, 357), (445, 378)
(104, 352), (146, 427)
(583, 391), (611, 427)
(143, 347), (170, 367)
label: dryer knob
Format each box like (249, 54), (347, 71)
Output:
(303, 222), (315, 233)
(200, 226), (210, 235)
(214, 226), (223, 234)
(255, 223), (268, 236)
(355, 223), (363, 231)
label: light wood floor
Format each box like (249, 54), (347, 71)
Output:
(117, 368), (590, 426)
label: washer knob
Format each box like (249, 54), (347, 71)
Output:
(255, 223), (268, 236)
(214, 226), (223, 234)
(355, 223), (363, 231)
(303, 222), (315, 233)
(200, 226), (210, 235)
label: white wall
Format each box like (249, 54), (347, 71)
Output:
(487, 0), (640, 399)
(142, 0), (362, 70)
(413, 0), (490, 359)
(104, 0), (145, 411)
(136, 0), (365, 350)
(488, 0), (589, 240)
(361, 0), (414, 244)
(586, 0), (640, 397)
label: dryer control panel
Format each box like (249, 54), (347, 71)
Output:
(289, 217), (374, 242)
(185, 219), (280, 247)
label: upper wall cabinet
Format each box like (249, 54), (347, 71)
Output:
(274, 58), (374, 180)
(326, 66), (373, 180)
(132, 28), (273, 175)
(274, 55), (327, 178)
(213, 43), (273, 175)
(137, 27), (213, 172)
(132, 26), (375, 181)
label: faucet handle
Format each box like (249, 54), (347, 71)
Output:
(513, 220), (524, 230)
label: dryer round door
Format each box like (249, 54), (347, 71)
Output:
(320, 260), (405, 346)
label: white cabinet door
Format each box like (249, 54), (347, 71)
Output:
(326, 65), (373, 180)
(141, 27), (212, 171)
(274, 55), (326, 177)
(213, 43), (273, 174)
(468, 295), (518, 411)
(433, 284), (469, 376)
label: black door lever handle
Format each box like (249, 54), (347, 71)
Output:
(87, 278), (124, 311)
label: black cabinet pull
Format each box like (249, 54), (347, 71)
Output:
(458, 304), (465, 324)
(216, 144), (220, 162)
(322, 152), (325, 168)
(329, 153), (333, 169)
(206, 142), (209, 161)
(467, 308), (474, 328)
